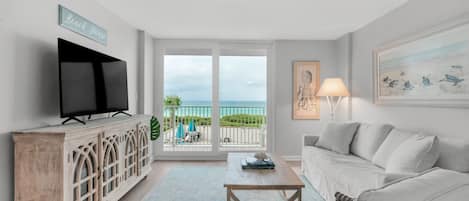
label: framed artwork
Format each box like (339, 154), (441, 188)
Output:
(293, 61), (320, 119)
(373, 17), (469, 107)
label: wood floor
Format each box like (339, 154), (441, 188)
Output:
(119, 160), (301, 201)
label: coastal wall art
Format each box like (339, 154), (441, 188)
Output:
(373, 17), (469, 107)
(293, 61), (320, 119)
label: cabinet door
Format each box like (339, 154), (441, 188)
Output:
(137, 123), (151, 175)
(123, 128), (138, 181)
(70, 136), (100, 201)
(100, 131), (121, 199)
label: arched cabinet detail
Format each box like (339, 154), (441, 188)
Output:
(138, 124), (151, 176)
(101, 133), (120, 198)
(124, 129), (138, 180)
(71, 141), (99, 201)
(13, 115), (152, 201)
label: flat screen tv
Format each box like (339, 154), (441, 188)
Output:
(58, 38), (129, 124)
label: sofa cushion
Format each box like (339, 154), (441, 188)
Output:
(316, 122), (360, 154)
(302, 146), (387, 201)
(435, 137), (469, 172)
(386, 135), (439, 173)
(382, 172), (418, 184)
(303, 135), (319, 147)
(351, 123), (394, 161)
(372, 129), (415, 168)
(357, 168), (469, 201)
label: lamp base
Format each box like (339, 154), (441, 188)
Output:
(325, 96), (343, 121)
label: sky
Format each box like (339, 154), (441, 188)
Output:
(164, 55), (266, 102)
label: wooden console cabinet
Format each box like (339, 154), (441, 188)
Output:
(13, 115), (153, 201)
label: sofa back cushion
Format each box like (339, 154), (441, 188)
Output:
(435, 137), (469, 173)
(372, 129), (415, 168)
(351, 123), (394, 161)
(385, 135), (439, 173)
(316, 122), (360, 154)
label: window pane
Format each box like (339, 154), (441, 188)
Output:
(164, 55), (212, 151)
(164, 55), (212, 101)
(220, 56), (266, 102)
(219, 56), (267, 150)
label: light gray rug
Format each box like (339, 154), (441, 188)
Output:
(143, 166), (325, 201)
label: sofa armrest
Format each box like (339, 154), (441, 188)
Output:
(303, 135), (319, 147)
(358, 168), (469, 201)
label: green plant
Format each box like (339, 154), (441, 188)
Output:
(164, 96), (182, 129)
(150, 116), (161, 141)
(221, 114), (265, 128)
(164, 96), (182, 107)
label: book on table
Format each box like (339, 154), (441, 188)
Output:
(241, 157), (275, 169)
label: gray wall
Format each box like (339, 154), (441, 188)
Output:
(350, 0), (469, 138)
(0, 0), (139, 200)
(334, 34), (353, 121)
(273, 40), (341, 157)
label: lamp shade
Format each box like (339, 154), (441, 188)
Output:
(316, 78), (350, 97)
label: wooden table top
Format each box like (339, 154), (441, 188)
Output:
(224, 153), (304, 190)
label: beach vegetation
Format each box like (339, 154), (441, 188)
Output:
(163, 114), (265, 131)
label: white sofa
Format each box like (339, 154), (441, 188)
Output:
(302, 122), (469, 201)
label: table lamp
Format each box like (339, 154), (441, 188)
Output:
(316, 78), (350, 120)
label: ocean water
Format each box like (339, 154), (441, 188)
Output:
(164, 100), (266, 117)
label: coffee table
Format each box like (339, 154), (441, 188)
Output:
(224, 153), (305, 201)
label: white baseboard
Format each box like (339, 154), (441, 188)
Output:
(281, 155), (301, 161)
(153, 154), (227, 161)
(153, 154), (302, 161)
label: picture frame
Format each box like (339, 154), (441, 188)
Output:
(373, 15), (469, 107)
(292, 61), (320, 119)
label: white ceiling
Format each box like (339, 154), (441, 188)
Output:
(97, 0), (408, 40)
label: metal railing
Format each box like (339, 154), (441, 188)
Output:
(163, 105), (266, 149)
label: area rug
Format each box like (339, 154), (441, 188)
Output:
(143, 166), (325, 201)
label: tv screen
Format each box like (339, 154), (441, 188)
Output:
(58, 38), (128, 118)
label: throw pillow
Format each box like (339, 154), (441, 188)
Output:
(372, 129), (414, 168)
(316, 122), (360, 154)
(386, 135), (439, 173)
(350, 123), (394, 161)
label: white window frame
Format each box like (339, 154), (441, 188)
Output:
(153, 39), (275, 160)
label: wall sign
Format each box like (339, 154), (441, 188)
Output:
(59, 5), (107, 45)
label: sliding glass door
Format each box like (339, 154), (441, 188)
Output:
(219, 56), (267, 151)
(163, 54), (213, 151)
(161, 45), (269, 153)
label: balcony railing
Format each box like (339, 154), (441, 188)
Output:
(163, 105), (266, 150)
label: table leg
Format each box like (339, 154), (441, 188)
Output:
(226, 188), (231, 201)
(297, 188), (302, 201)
(287, 189), (301, 201)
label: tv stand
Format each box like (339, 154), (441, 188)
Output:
(62, 116), (86, 125)
(112, 111), (132, 117)
(13, 115), (152, 201)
